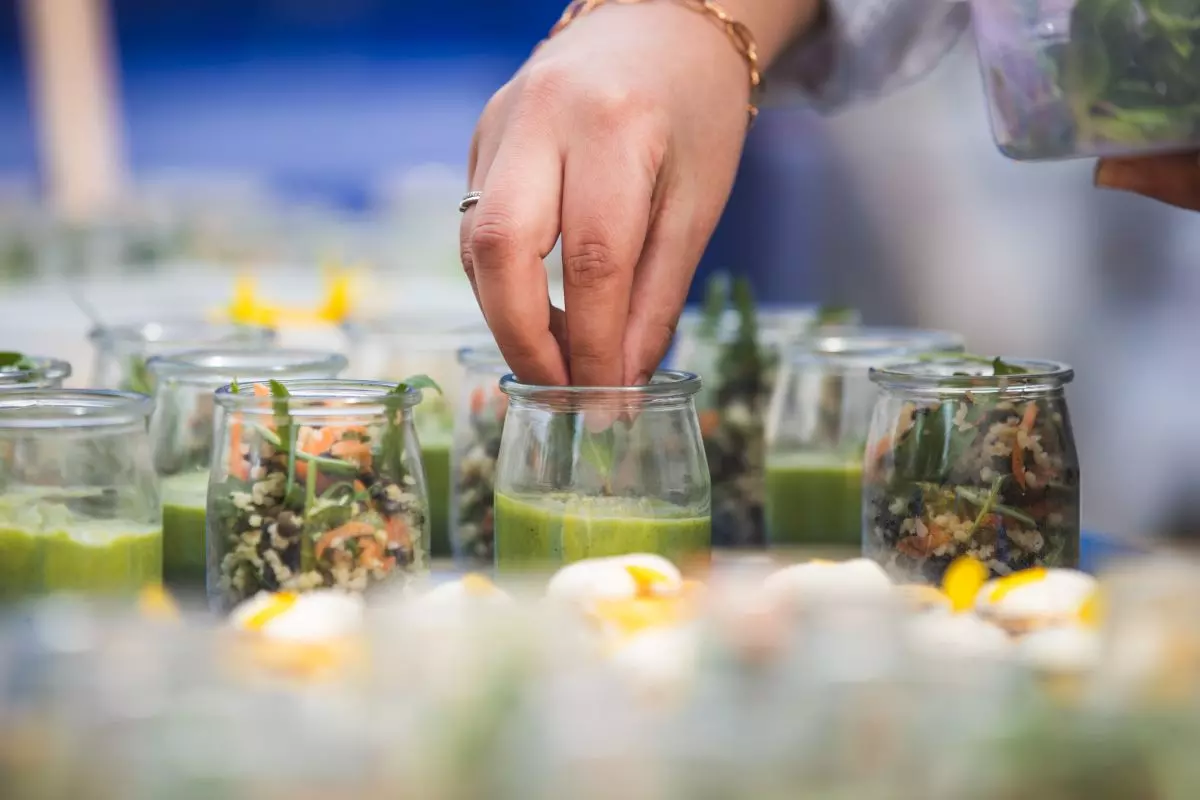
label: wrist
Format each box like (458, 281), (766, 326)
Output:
(707, 0), (821, 66)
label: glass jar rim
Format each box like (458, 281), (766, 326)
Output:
(88, 319), (277, 347)
(0, 356), (72, 389)
(786, 326), (966, 365)
(213, 379), (422, 416)
(870, 356), (1074, 391)
(677, 304), (851, 344)
(500, 370), (701, 404)
(457, 344), (507, 370)
(147, 348), (348, 385)
(0, 390), (152, 429)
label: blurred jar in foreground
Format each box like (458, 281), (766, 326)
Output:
(864, 356), (1080, 583)
(0, 354), (71, 390)
(493, 371), (711, 574)
(342, 317), (491, 560)
(452, 345), (510, 567)
(765, 328), (964, 550)
(972, 0), (1200, 161)
(670, 276), (860, 549)
(0, 391), (161, 601)
(207, 379), (430, 612)
(147, 349), (348, 592)
(89, 320), (277, 394)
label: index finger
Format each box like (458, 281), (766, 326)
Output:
(467, 128), (569, 386)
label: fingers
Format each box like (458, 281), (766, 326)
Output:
(1095, 154), (1200, 212)
(464, 118), (569, 387)
(560, 120), (660, 386)
(623, 187), (706, 387)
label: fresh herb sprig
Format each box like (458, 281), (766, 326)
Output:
(381, 375), (442, 481)
(0, 352), (35, 372)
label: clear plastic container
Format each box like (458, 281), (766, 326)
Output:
(493, 370), (711, 573)
(88, 320), (277, 394)
(451, 345), (509, 566)
(670, 305), (862, 549)
(972, 0), (1200, 160)
(342, 317), (492, 559)
(207, 379), (430, 611)
(146, 349), (348, 592)
(764, 328), (964, 549)
(0, 355), (71, 390)
(863, 356), (1080, 583)
(0, 391), (162, 600)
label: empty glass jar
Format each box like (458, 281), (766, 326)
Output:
(670, 305), (862, 549)
(146, 348), (348, 592)
(0, 390), (161, 600)
(342, 316), (492, 559)
(451, 345), (509, 567)
(89, 320), (277, 393)
(765, 328), (965, 549)
(0, 355), (71, 390)
(493, 370), (711, 573)
(207, 379), (430, 611)
(863, 356), (1080, 583)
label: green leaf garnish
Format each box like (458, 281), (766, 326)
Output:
(380, 375), (442, 481)
(922, 352), (1031, 376)
(230, 378), (240, 394)
(815, 304), (856, 326)
(579, 426), (617, 493)
(0, 352), (35, 371)
(268, 380), (296, 493)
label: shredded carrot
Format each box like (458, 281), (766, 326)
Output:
(314, 521), (376, 560)
(228, 417), (248, 480)
(470, 387), (486, 417)
(1011, 401), (1039, 490)
(331, 439), (372, 470)
(698, 409), (721, 439)
(384, 516), (412, 551)
(252, 383), (270, 397)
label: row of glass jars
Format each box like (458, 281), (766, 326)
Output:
(0, 309), (1081, 607)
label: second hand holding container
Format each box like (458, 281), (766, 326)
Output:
(492, 370), (711, 573)
(206, 379), (433, 612)
(146, 348), (349, 592)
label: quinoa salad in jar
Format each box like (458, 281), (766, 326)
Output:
(206, 379), (436, 611)
(863, 356), (1080, 583)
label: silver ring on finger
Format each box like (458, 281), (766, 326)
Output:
(459, 191), (483, 213)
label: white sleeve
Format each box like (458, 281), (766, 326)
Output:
(766, 0), (972, 112)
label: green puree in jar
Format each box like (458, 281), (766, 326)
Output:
(765, 452), (863, 547)
(161, 471), (210, 590)
(494, 492), (710, 571)
(422, 440), (452, 559)
(0, 520), (162, 601)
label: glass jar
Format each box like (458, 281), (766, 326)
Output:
(146, 349), (349, 592)
(0, 390), (161, 601)
(670, 305), (862, 549)
(765, 328), (965, 549)
(451, 345), (509, 566)
(0, 356), (71, 390)
(88, 320), (277, 394)
(342, 317), (492, 560)
(207, 379), (430, 611)
(863, 356), (1080, 583)
(493, 370), (710, 573)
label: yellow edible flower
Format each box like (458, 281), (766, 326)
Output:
(241, 592), (299, 632)
(1076, 588), (1102, 628)
(461, 573), (500, 597)
(942, 556), (990, 612)
(137, 585), (180, 621)
(219, 264), (359, 327)
(986, 567), (1048, 605)
(625, 564), (673, 597)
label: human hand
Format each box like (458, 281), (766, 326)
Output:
(1095, 153), (1200, 212)
(460, 2), (788, 387)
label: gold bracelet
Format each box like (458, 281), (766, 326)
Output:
(542, 0), (762, 126)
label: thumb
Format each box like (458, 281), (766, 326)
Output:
(1095, 153), (1200, 212)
